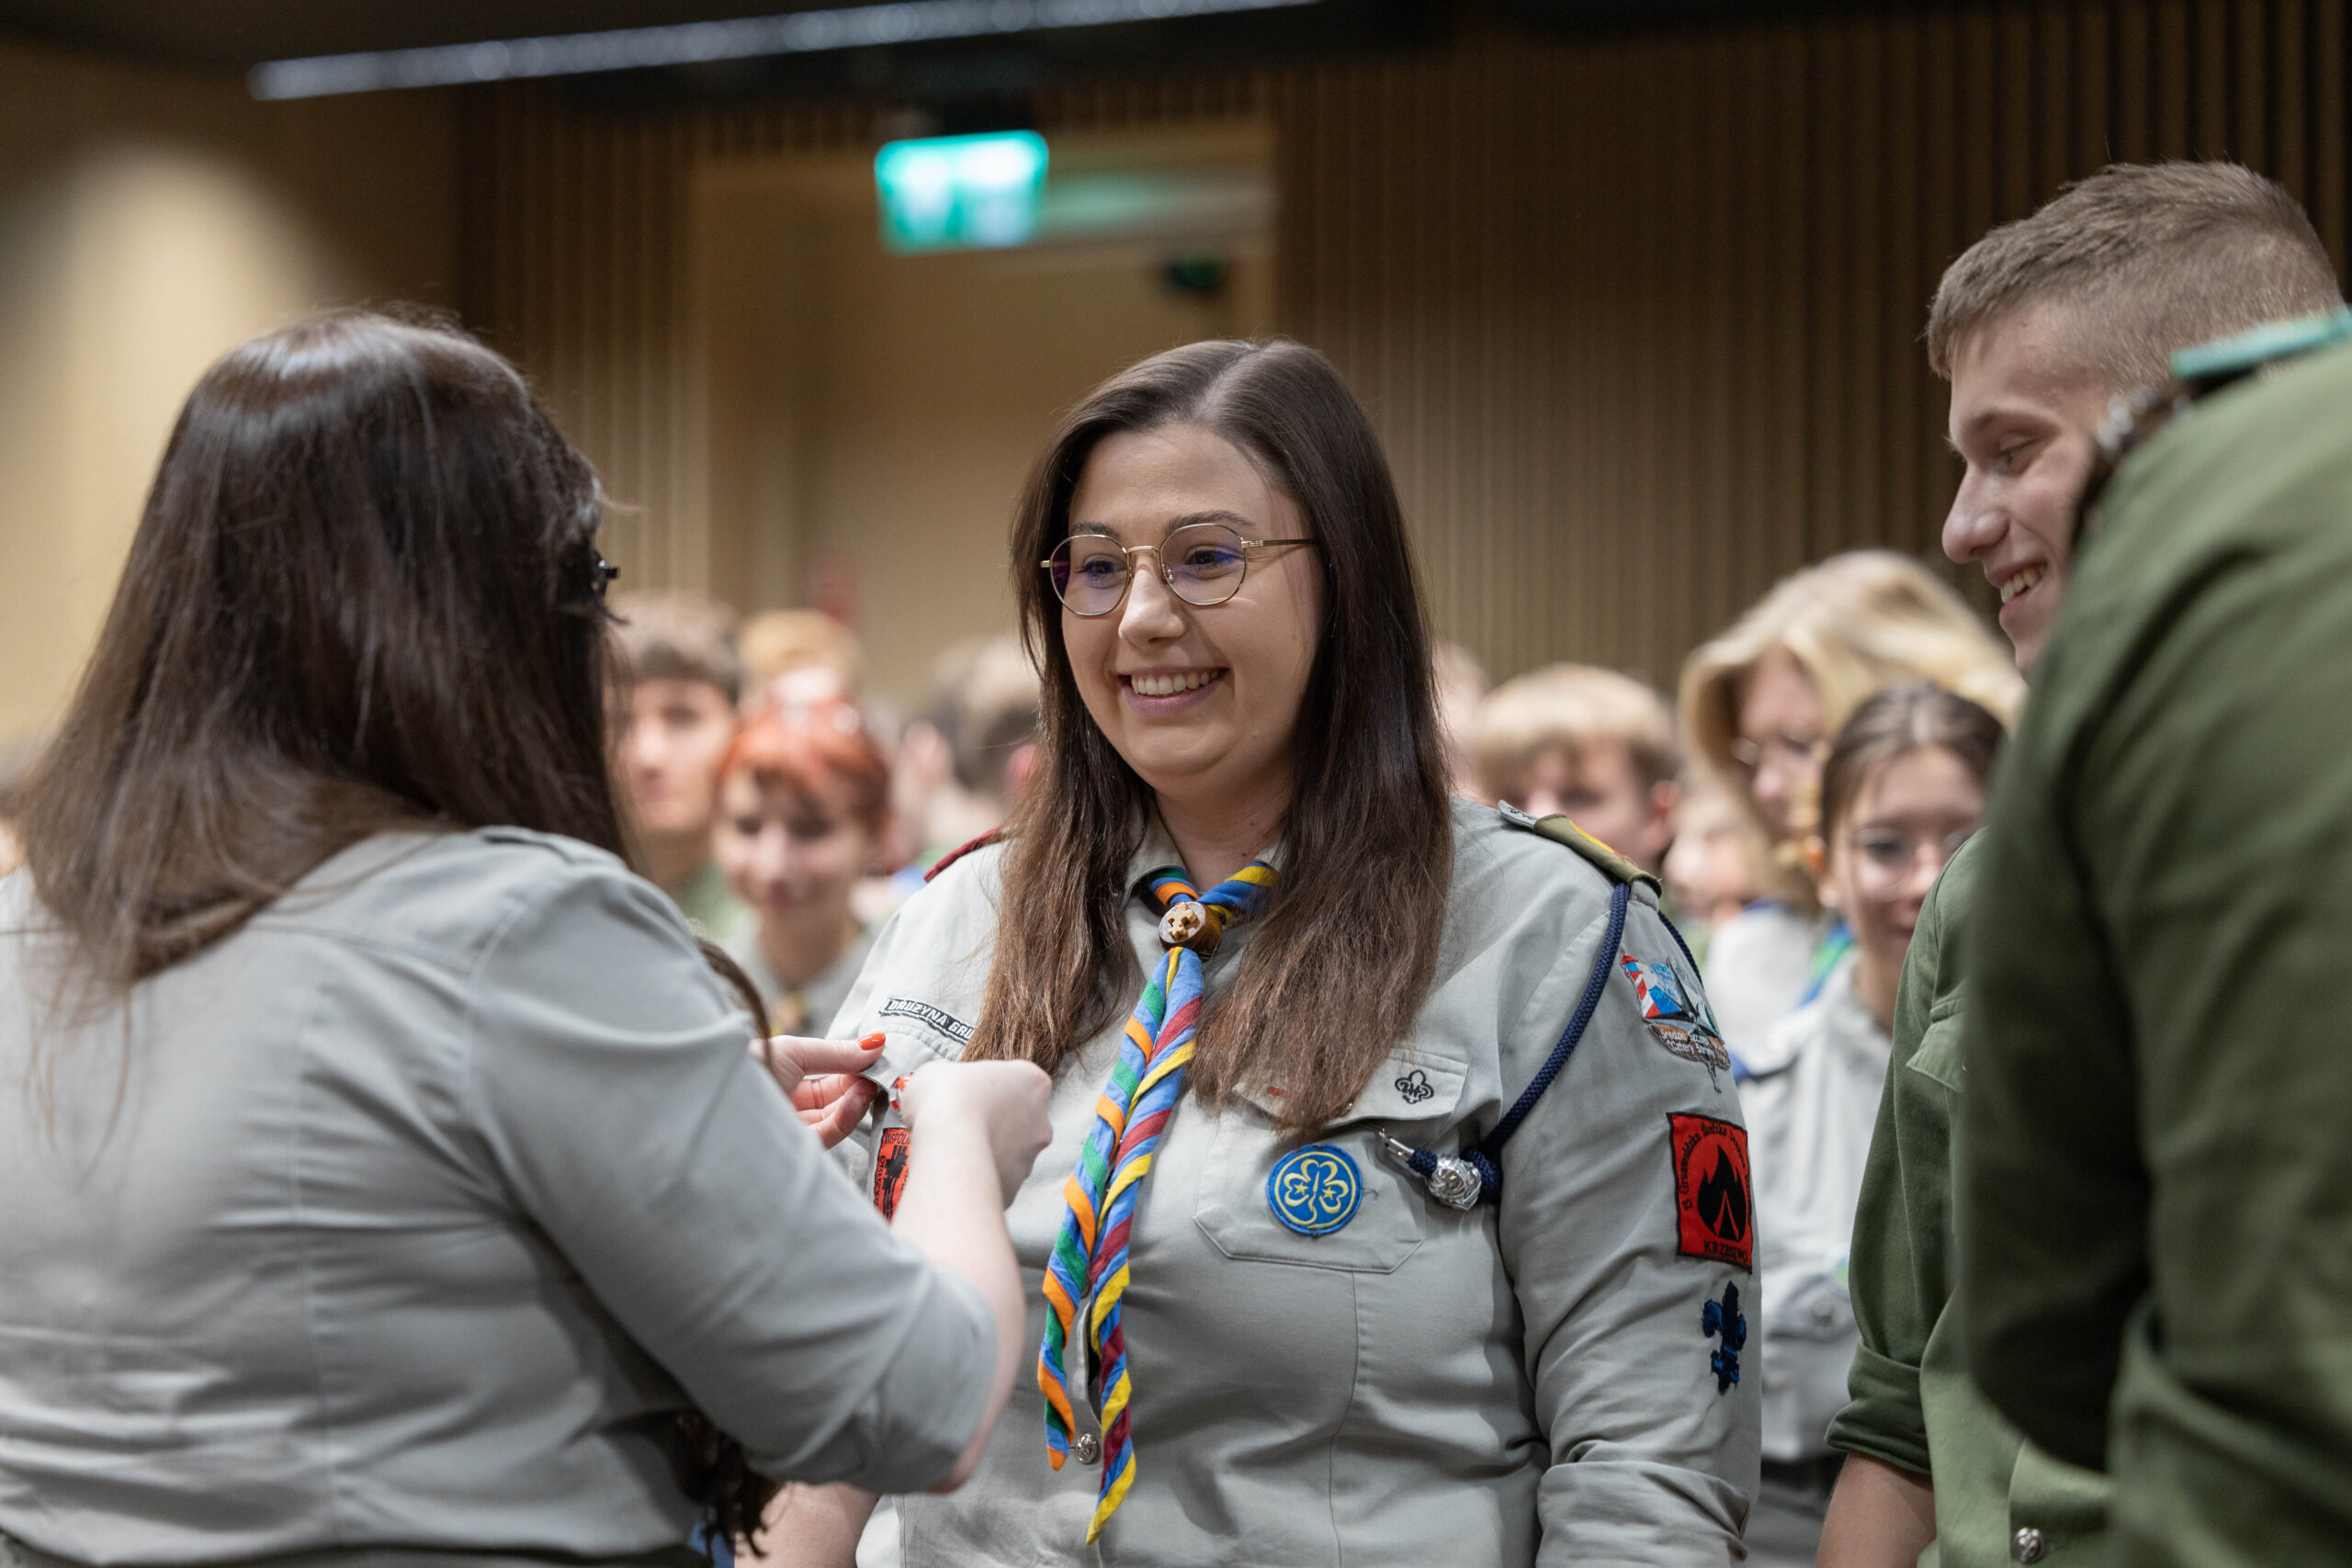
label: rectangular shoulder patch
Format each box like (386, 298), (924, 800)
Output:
(1668, 1112), (1753, 1270)
(879, 997), (975, 1047)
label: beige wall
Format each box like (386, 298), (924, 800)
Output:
(0, 39), (461, 739)
(689, 128), (1274, 704)
(462, 78), (1276, 708)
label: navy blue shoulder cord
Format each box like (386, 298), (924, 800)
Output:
(1382, 880), (1634, 1209)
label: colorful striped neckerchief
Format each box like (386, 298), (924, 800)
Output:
(1039, 858), (1278, 1541)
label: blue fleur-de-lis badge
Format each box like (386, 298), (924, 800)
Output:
(1702, 1281), (1747, 1394)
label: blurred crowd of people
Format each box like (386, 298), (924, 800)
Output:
(9, 150), (2352, 1568)
(603, 594), (1045, 1034)
(597, 546), (2000, 1075)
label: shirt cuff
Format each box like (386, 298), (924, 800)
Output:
(1826, 1344), (1932, 1477)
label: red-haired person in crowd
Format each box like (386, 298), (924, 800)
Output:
(716, 699), (892, 1035)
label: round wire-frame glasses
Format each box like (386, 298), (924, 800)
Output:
(1042, 521), (1317, 617)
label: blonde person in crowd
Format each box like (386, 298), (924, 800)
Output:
(1677, 551), (2018, 1063)
(772, 339), (1757, 1566)
(1471, 663), (1678, 875)
(1432, 639), (1491, 802)
(0, 312), (1054, 1563)
(717, 699), (891, 1034)
(741, 607), (865, 708)
(1737, 685), (2002, 1568)
(613, 590), (754, 941)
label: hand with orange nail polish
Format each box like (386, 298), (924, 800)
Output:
(748, 1032), (887, 1149)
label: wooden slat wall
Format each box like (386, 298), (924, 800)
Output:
(1274, 1), (2350, 683)
(462, 89), (879, 589)
(463, 0), (2350, 688)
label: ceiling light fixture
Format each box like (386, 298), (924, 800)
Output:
(250, 0), (1317, 100)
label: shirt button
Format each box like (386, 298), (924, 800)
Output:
(2011, 1526), (2047, 1563)
(1074, 1433), (1101, 1466)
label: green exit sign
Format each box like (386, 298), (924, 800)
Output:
(874, 131), (1048, 254)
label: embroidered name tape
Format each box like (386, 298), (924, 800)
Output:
(879, 997), (974, 1046)
(1668, 1112), (1753, 1269)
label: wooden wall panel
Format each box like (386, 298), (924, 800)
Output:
(1272, 0), (2350, 684)
(462, 0), (2351, 691)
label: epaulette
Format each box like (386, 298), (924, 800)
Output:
(923, 827), (1005, 884)
(2170, 306), (2352, 393)
(1497, 801), (1662, 895)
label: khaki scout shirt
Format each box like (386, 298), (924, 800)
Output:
(840, 800), (1760, 1566)
(1827, 836), (2109, 1568)
(1962, 339), (2352, 1567)
(0, 831), (993, 1564)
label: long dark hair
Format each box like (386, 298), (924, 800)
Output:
(974, 339), (1453, 1131)
(22, 310), (621, 980)
(17, 310), (776, 1544)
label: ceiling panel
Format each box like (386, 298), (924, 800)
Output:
(0, 1), (803, 71)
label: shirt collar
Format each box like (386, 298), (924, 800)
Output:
(1119, 809), (1286, 906)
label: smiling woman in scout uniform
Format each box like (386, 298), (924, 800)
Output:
(773, 339), (1758, 1567)
(1741, 683), (2000, 1568)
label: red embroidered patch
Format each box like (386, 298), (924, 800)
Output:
(874, 1126), (911, 1219)
(1668, 1113), (1752, 1269)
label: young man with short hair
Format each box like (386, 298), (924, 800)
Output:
(1469, 663), (1679, 874)
(1818, 162), (2341, 1568)
(1960, 273), (2352, 1568)
(610, 590), (753, 941)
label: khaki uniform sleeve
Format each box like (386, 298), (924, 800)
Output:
(1828, 848), (1972, 1477)
(458, 858), (995, 1493)
(1498, 891), (1760, 1565)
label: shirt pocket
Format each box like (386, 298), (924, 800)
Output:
(1192, 1048), (1468, 1273)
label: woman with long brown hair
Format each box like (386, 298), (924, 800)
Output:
(0, 312), (1050, 1563)
(792, 340), (1758, 1565)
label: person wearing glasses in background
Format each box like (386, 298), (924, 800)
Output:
(1738, 684), (2002, 1566)
(765, 339), (1757, 1567)
(1677, 555), (2020, 1067)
